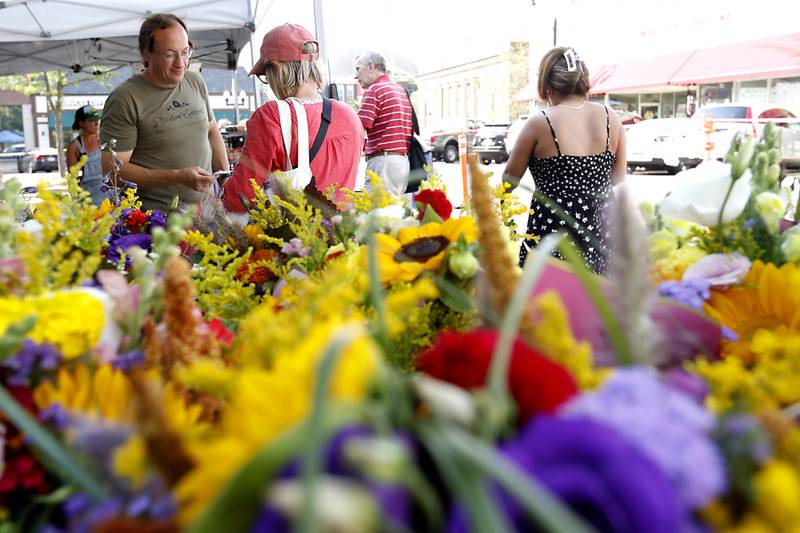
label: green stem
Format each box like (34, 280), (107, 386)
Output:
(716, 177), (736, 239)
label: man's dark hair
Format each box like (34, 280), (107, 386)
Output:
(138, 13), (190, 65)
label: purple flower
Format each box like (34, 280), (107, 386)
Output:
(663, 369), (709, 403)
(658, 278), (711, 310)
(562, 367), (726, 509)
(682, 253), (751, 287)
(255, 425), (411, 531)
(3, 339), (61, 386)
(148, 210), (167, 229)
(112, 350), (145, 372)
(106, 233), (153, 266)
(39, 403), (71, 431)
(448, 416), (685, 533)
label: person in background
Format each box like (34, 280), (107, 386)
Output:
(100, 13), (228, 213)
(222, 23), (364, 212)
(66, 104), (109, 206)
(503, 46), (627, 274)
(354, 51), (413, 195)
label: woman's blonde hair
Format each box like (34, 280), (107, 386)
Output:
(537, 46), (591, 103)
(264, 41), (324, 99)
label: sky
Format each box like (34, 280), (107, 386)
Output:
(240, 0), (800, 79)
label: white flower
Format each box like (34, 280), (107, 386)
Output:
(781, 225), (800, 263)
(754, 191), (787, 234)
(658, 161), (752, 227)
(682, 253), (751, 286)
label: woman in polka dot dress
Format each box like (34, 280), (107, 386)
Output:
(503, 46), (627, 274)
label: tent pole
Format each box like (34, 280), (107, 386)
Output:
(248, 0), (261, 109)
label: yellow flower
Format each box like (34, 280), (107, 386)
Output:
(0, 291), (105, 359)
(112, 436), (148, 488)
(704, 261), (800, 356)
(648, 228), (678, 261)
(93, 197), (115, 220)
(373, 216), (478, 285)
(33, 364), (132, 421)
(174, 319), (380, 523)
(653, 245), (707, 281)
(529, 290), (609, 389)
(176, 359), (235, 397)
(753, 460), (800, 530)
(242, 224), (264, 249)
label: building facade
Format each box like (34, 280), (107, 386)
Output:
(414, 42), (529, 131)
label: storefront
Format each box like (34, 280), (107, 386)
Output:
(587, 33), (800, 118)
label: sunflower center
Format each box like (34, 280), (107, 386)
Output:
(394, 236), (451, 263)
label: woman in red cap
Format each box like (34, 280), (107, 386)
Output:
(222, 23), (364, 213)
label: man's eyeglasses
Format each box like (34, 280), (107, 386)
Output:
(156, 48), (193, 62)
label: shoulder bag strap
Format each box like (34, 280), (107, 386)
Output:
(405, 91), (420, 135)
(309, 97), (332, 163)
(287, 98), (310, 171)
(276, 100), (293, 171)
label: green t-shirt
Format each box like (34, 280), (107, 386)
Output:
(100, 71), (213, 212)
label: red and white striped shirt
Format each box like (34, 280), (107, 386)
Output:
(357, 74), (413, 155)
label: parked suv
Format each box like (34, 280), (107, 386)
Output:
(698, 104), (800, 169)
(626, 118), (705, 174)
(473, 123), (510, 164)
(429, 118), (484, 163)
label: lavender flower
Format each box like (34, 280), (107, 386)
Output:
(281, 237), (310, 257)
(106, 233), (153, 267)
(448, 416), (685, 533)
(562, 367), (726, 509)
(111, 350), (145, 372)
(682, 252), (751, 286)
(2, 339), (61, 386)
(658, 278), (711, 310)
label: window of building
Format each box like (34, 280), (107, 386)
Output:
(700, 83), (733, 106)
(738, 80), (768, 105)
(771, 76), (800, 110)
(661, 93), (676, 118)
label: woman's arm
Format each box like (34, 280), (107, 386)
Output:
(609, 110), (627, 186)
(502, 117), (537, 191)
(66, 141), (79, 170)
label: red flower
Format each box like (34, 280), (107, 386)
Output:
(0, 452), (50, 494)
(416, 329), (577, 422)
(414, 189), (452, 221)
(207, 317), (235, 346)
(125, 209), (150, 233)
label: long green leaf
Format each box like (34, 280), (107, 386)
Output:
(299, 332), (358, 533)
(440, 426), (596, 533)
(488, 233), (565, 400)
(0, 386), (106, 500)
(558, 242), (633, 365)
(188, 405), (362, 533)
(418, 425), (512, 533)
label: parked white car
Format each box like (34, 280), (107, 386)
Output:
(505, 114), (529, 155)
(698, 104), (800, 170)
(626, 118), (706, 174)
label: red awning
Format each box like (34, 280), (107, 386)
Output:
(669, 33), (800, 85)
(590, 51), (693, 94)
(588, 32), (800, 94)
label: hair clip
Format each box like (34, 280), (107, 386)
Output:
(563, 48), (581, 72)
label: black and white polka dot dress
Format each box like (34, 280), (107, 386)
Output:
(519, 106), (614, 274)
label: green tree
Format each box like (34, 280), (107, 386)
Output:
(0, 71), (112, 175)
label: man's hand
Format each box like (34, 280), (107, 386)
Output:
(180, 166), (215, 191)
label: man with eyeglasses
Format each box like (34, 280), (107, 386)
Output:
(100, 13), (227, 213)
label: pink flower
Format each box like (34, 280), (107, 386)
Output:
(682, 253), (751, 287)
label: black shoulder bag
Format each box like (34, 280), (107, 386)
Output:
(405, 92), (429, 193)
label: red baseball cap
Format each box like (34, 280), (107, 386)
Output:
(249, 23), (319, 75)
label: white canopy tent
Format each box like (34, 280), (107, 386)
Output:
(0, 0), (272, 75)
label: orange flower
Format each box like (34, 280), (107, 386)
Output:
(235, 248), (278, 284)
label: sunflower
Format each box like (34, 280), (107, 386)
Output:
(373, 216), (477, 285)
(704, 260), (800, 357)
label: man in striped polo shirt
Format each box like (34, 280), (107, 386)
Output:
(355, 51), (413, 194)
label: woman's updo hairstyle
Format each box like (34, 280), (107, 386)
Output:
(537, 46), (591, 103)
